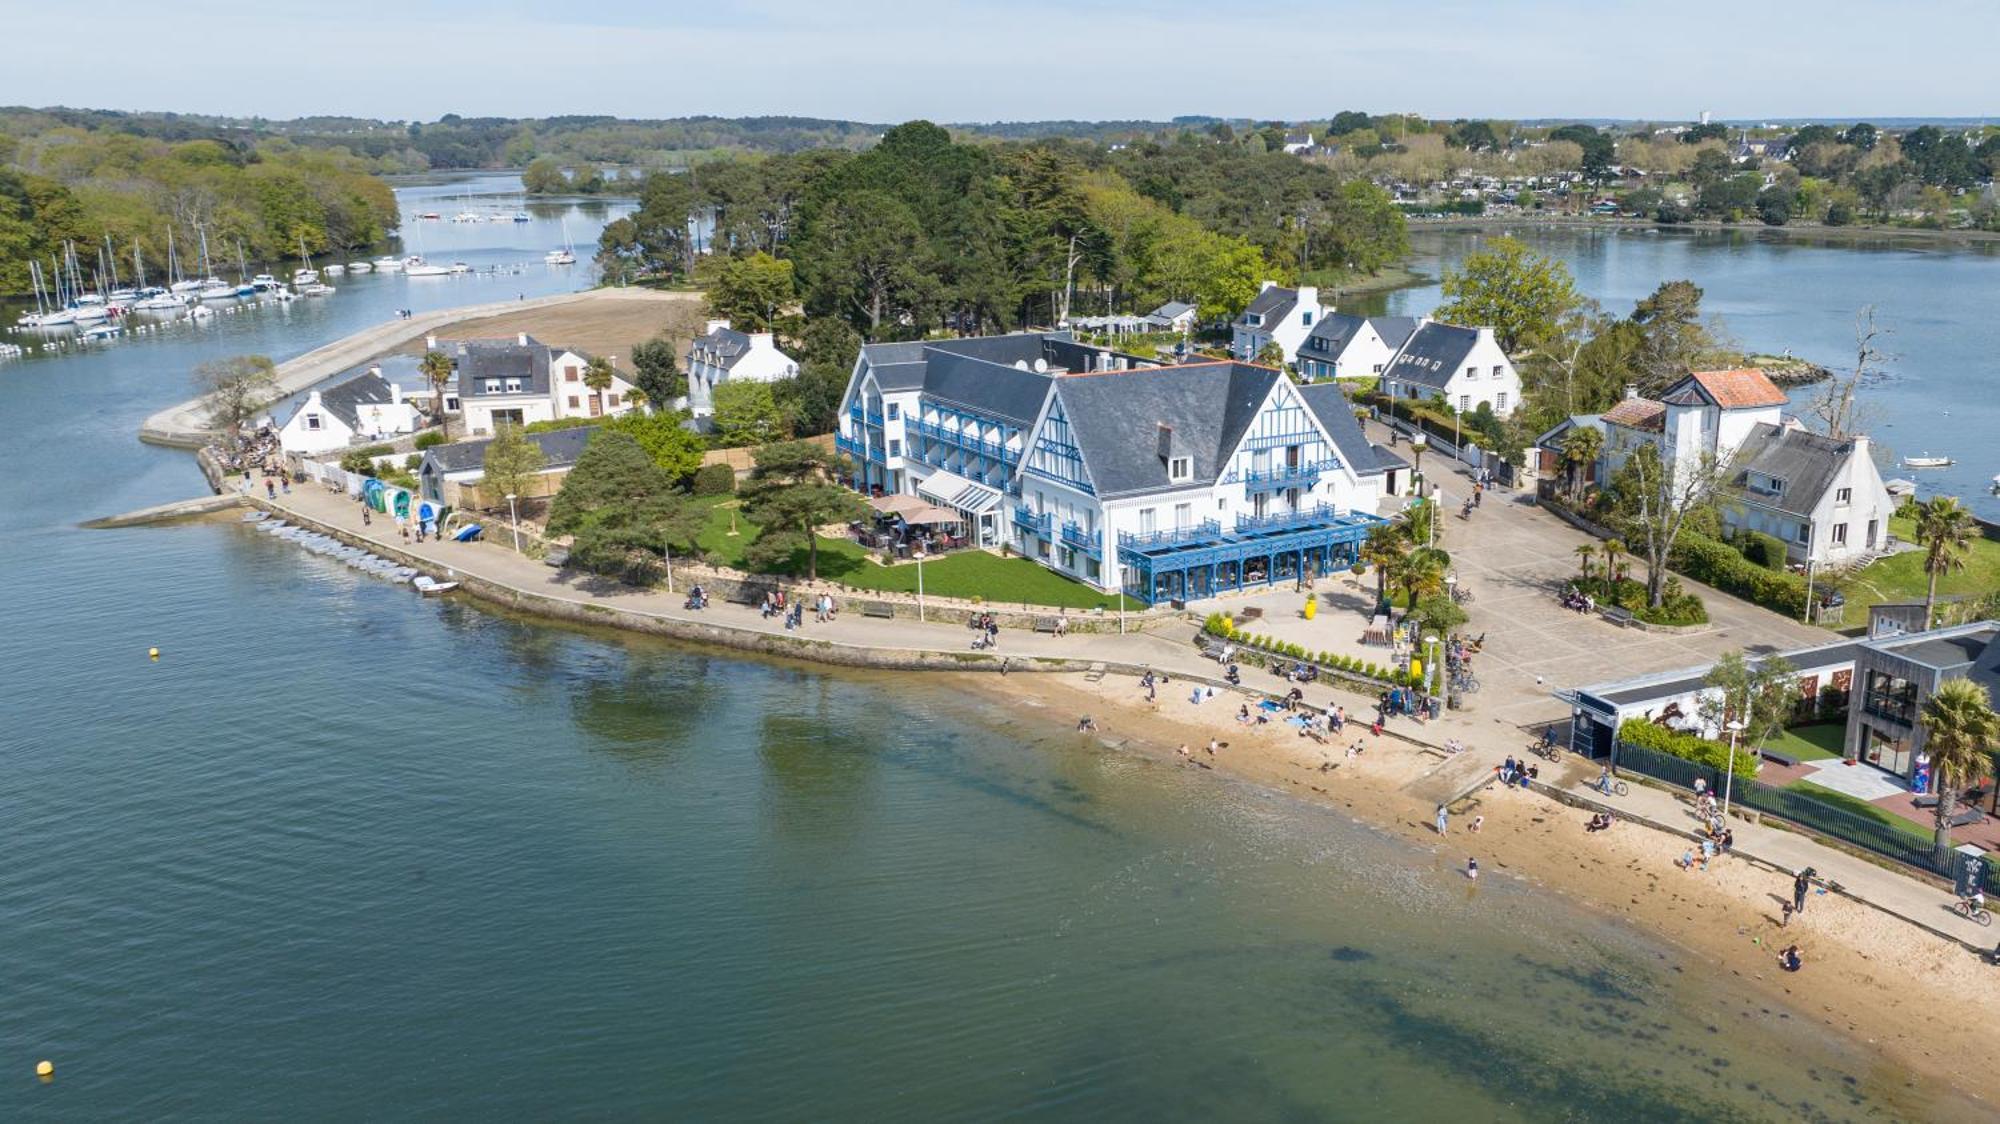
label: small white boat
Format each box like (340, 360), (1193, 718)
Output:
(412, 575), (459, 595)
(403, 255), (450, 277)
(372, 256), (403, 273)
(300, 283), (335, 296)
(511, 210), (531, 223)
(198, 281), (237, 301)
(189, 305), (216, 320)
(324, 263), (345, 275)
(1903, 454), (1953, 469)
(80, 323), (123, 341)
(448, 261), (470, 274)
(292, 268), (319, 285)
(347, 260), (373, 273)
(170, 279), (205, 295)
(543, 248), (575, 265)
(270, 286), (296, 302)
(251, 273), (280, 291)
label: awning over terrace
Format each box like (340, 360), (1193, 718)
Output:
(916, 468), (1002, 514)
(1116, 505), (1385, 604)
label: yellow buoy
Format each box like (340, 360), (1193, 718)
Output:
(148, 647), (160, 660)
(36, 1060), (53, 1078)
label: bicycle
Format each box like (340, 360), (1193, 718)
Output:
(1450, 675), (1480, 694)
(1532, 734), (1563, 764)
(1955, 896), (1993, 926)
(1590, 775), (1629, 798)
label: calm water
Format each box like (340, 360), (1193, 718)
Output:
(1360, 225), (2000, 515)
(0, 185), (1982, 1119)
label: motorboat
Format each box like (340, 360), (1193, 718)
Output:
(300, 282), (335, 296)
(403, 255), (451, 277)
(325, 263), (345, 275)
(372, 256), (402, 272)
(448, 261), (470, 274)
(417, 211), (442, 220)
(347, 260), (373, 273)
(511, 210), (531, 223)
(80, 323), (123, 341)
(544, 248), (575, 265)
(251, 273), (280, 291)
(1903, 454), (1954, 469)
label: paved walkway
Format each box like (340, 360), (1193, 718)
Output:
(236, 476), (1996, 957)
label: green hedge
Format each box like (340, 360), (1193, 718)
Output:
(413, 431), (446, 450)
(1671, 530), (1808, 617)
(1202, 613), (1421, 689)
(1617, 718), (1759, 775)
(1738, 530), (1790, 572)
(691, 462), (737, 496)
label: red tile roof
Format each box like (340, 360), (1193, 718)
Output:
(1690, 368), (1787, 409)
(1602, 398), (1666, 431)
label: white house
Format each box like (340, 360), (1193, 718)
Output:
(278, 369), (422, 455)
(452, 333), (639, 436)
(1282, 131), (1317, 155)
(1230, 282), (1326, 367)
(1565, 368), (1893, 567)
(1378, 321), (1522, 418)
(1295, 313), (1418, 382)
(835, 330), (1393, 601)
(685, 319), (799, 420)
(416, 424), (599, 506)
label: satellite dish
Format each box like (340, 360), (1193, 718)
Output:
(1034, 358), (1048, 373)
(1014, 360), (1029, 370)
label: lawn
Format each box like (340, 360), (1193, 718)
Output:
(1764, 722), (1846, 762)
(1838, 514), (2000, 619)
(1783, 782), (1934, 842)
(692, 496), (1126, 611)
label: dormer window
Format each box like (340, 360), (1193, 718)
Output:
(1245, 313), (1262, 327)
(1169, 456), (1192, 482)
(1748, 472), (1784, 497)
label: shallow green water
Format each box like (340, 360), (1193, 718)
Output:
(0, 182), (1982, 1119)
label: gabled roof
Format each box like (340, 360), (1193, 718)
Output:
(1370, 316), (1419, 351)
(1052, 362), (1280, 498)
(419, 425), (600, 475)
(1534, 413), (1605, 450)
(857, 340), (930, 391)
(1664, 368), (1788, 410)
(1149, 300), (1195, 320)
(1384, 322), (1481, 390)
(1295, 381), (1399, 476)
(456, 337), (560, 399)
(1240, 285), (1297, 326)
(1300, 311), (1369, 357)
(289, 370), (399, 431)
(689, 324), (757, 370)
(921, 347), (1054, 428)
(1729, 423), (1854, 518)
(1602, 398), (1666, 431)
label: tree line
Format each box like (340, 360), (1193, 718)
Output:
(0, 123), (398, 295)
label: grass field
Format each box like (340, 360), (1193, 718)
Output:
(1839, 514), (2000, 619)
(391, 289), (709, 377)
(693, 497), (1126, 610)
(1765, 723), (1846, 762)
(1784, 781), (1934, 842)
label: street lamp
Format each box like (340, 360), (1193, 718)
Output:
(1724, 718), (1747, 820)
(662, 531), (674, 594)
(1423, 633), (1441, 698)
(504, 493), (520, 552)
(914, 550), (926, 622)
(1411, 435), (1428, 493)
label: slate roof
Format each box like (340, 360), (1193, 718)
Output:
(1729, 423), (1854, 518)
(1370, 316), (1419, 351)
(857, 340), (931, 391)
(1602, 398), (1666, 431)
(1149, 300), (1195, 321)
(289, 370), (399, 431)
(1053, 362), (1280, 498)
(1295, 381), (1398, 476)
(420, 425), (600, 475)
(689, 324), (755, 371)
(456, 336), (561, 399)
(1383, 322), (1480, 390)
(1534, 414), (1605, 451)
(1240, 285), (1297, 326)
(1299, 312), (1369, 358)
(919, 347), (1055, 428)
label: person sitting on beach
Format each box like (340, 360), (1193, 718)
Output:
(1501, 756), (1517, 783)
(1285, 687), (1304, 710)
(1780, 944), (1803, 972)
(1720, 828), (1734, 853)
(1206, 738), (1223, 756)
(1077, 715), (1097, 733)
(1676, 849), (1697, 870)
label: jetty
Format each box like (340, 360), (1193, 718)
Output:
(79, 493), (246, 528)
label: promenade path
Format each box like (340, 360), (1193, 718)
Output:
(232, 477), (1999, 954)
(138, 288), (674, 447)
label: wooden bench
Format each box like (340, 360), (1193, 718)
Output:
(1601, 606), (1635, 628)
(1032, 616), (1064, 634)
(859, 601), (896, 619)
(1760, 749), (1800, 768)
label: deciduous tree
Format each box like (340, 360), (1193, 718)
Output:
(1435, 236), (1581, 354)
(480, 423), (545, 512)
(196, 354), (277, 439)
(739, 440), (865, 579)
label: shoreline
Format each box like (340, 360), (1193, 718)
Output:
(962, 668), (2000, 1117)
(1411, 212), (2000, 247)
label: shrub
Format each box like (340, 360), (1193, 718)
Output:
(1672, 530), (1808, 617)
(1739, 530), (1791, 572)
(1618, 719), (1758, 776)
(414, 432), (446, 450)
(404, 454), (423, 471)
(691, 462), (737, 496)
(338, 444), (395, 475)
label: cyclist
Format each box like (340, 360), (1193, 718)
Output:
(1596, 768), (1613, 795)
(1962, 889), (1987, 917)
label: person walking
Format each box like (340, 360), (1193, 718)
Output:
(1466, 857), (1479, 880)
(1792, 869), (1811, 916)
(1435, 805), (1449, 835)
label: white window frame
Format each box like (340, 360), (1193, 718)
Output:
(1169, 456), (1192, 482)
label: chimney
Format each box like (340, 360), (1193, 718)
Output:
(1156, 423), (1174, 460)
(516, 331), (529, 347)
(749, 331), (774, 350)
(1625, 384), (1640, 400)
(1297, 285), (1319, 312)
(306, 389), (322, 406)
(391, 383), (403, 405)
(424, 333), (437, 351)
(1259, 279), (1276, 292)
(706, 319), (731, 335)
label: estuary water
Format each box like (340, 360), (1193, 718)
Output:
(1366, 224), (2000, 516)
(0, 183), (1983, 1119)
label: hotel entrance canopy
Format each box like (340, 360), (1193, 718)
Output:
(1116, 505), (1385, 603)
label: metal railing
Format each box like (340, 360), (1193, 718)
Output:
(834, 435), (865, 459)
(1234, 504), (1342, 535)
(1013, 505), (1051, 535)
(1240, 460), (1330, 489)
(1060, 521), (1100, 555)
(1118, 519), (1222, 550)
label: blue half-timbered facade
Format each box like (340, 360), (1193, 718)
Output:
(837, 333), (1401, 597)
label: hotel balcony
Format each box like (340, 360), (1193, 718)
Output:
(835, 435), (865, 460)
(1234, 504), (1351, 535)
(1060, 521), (1101, 557)
(1013, 505), (1052, 536)
(1118, 519), (1223, 551)
(1236, 460), (1330, 491)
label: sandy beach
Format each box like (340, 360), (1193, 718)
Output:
(962, 667), (2000, 1112)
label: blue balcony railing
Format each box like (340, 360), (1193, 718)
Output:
(1013, 505), (1052, 536)
(848, 403), (863, 422)
(1119, 519), (1223, 551)
(1234, 504), (1342, 535)
(835, 435), (865, 459)
(1240, 461), (1331, 490)
(1060, 521), (1100, 556)
(865, 409), (885, 427)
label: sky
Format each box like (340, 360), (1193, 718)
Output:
(8, 1), (1996, 124)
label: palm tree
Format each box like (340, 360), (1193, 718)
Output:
(1602, 538), (1626, 586)
(1562, 427), (1603, 503)
(1361, 523), (1409, 612)
(583, 354), (616, 417)
(1573, 543), (1595, 583)
(1919, 678), (1999, 856)
(1396, 546), (1450, 610)
(1915, 496), (1977, 628)
(420, 350), (455, 440)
